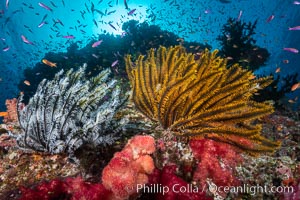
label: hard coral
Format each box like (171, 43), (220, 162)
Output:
(101, 135), (155, 199)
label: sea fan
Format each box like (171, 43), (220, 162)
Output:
(14, 64), (129, 155)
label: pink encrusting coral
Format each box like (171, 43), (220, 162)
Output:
(101, 135), (156, 199)
(189, 139), (243, 197)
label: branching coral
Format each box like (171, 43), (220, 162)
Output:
(125, 45), (280, 154)
(13, 64), (132, 156)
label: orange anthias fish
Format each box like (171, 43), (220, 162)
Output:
(291, 83), (300, 91)
(24, 80), (31, 86)
(42, 59), (57, 67)
(0, 112), (8, 117)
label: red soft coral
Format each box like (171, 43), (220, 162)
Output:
(19, 177), (111, 200)
(148, 165), (212, 200)
(66, 177), (111, 200)
(189, 138), (243, 197)
(127, 134), (156, 159)
(20, 136), (155, 200)
(281, 178), (300, 200)
(102, 135), (156, 199)
(19, 179), (67, 200)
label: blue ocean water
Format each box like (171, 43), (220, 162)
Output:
(0, 0), (299, 112)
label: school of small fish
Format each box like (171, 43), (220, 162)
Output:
(0, 0), (299, 108)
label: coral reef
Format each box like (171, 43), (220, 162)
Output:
(0, 37), (298, 200)
(19, 177), (111, 200)
(229, 111), (300, 199)
(254, 73), (299, 107)
(0, 150), (79, 198)
(146, 165), (212, 200)
(13, 64), (131, 156)
(121, 20), (210, 56)
(3, 98), (23, 124)
(153, 135), (194, 179)
(18, 20), (210, 104)
(217, 18), (299, 108)
(217, 17), (270, 71)
(125, 45), (280, 154)
(102, 135), (156, 199)
(234, 155), (299, 199)
(281, 178), (300, 200)
(11, 109), (300, 200)
(189, 139), (243, 196)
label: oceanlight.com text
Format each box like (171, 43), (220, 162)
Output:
(208, 183), (294, 196)
(135, 183), (294, 196)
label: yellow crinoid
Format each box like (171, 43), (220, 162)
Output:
(125, 45), (280, 155)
